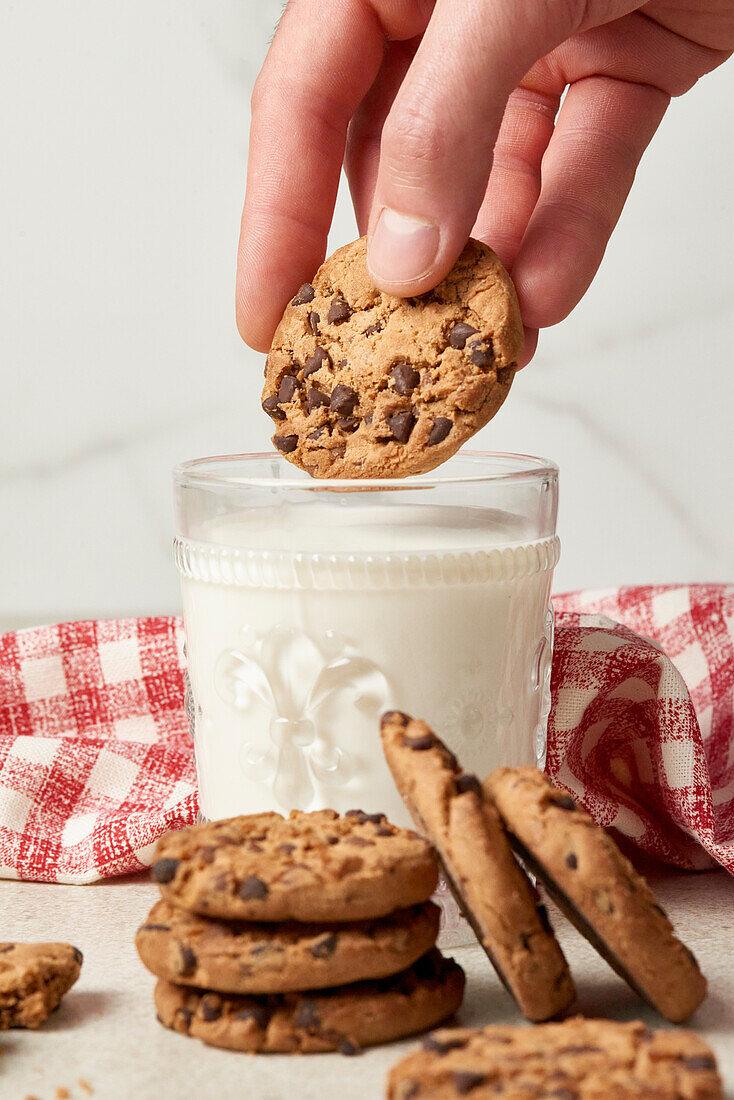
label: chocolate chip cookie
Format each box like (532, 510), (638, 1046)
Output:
(0, 942), (83, 1029)
(154, 949), (465, 1054)
(151, 809), (438, 922)
(387, 1018), (722, 1099)
(136, 898), (440, 994)
(380, 713), (575, 1022)
(262, 236), (523, 478)
(486, 768), (707, 1023)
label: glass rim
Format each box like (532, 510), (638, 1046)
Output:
(173, 450), (558, 493)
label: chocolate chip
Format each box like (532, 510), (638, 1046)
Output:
(402, 732), (435, 751)
(308, 426), (325, 441)
(402, 1084), (420, 1100)
(262, 395), (286, 421)
(307, 311), (320, 335)
(307, 388), (329, 411)
(346, 810), (386, 826)
(235, 1005), (271, 1030)
(537, 903), (552, 934)
(278, 843), (296, 855)
(199, 845), (217, 864)
(0, 945), (14, 954)
(682, 1055), (717, 1070)
(199, 994), (222, 1022)
(453, 1071), (485, 1094)
(386, 410), (415, 444)
(294, 999), (321, 1029)
(330, 384), (358, 416)
(309, 933), (337, 959)
(176, 1006), (193, 1030)
(497, 365), (514, 385)
(566, 852), (578, 870)
(390, 362), (420, 394)
(247, 841), (264, 853)
(338, 1037), (359, 1056)
(141, 924), (170, 933)
(455, 774), (481, 797)
(278, 374), (298, 403)
(427, 417), (452, 447)
(421, 1034), (469, 1054)
(364, 413), (373, 425)
(326, 835), (339, 845)
(448, 322), (478, 349)
(151, 858), (179, 884)
(304, 346), (331, 376)
(327, 295), (351, 324)
(413, 952), (443, 982)
(239, 875), (269, 900)
(337, 416), (359, 432)
(175, 943), (197, 977)
(72, 947), (84, 966)
(364, 321), (383, 336)
(468, 340), (493, 369)
(376, 825), (394, 837)
(273, 434), (299, 454)
(553, 794), (576, 811)
(292, 283), (315, 306)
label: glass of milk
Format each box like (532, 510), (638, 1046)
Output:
(173, 451), (558, 829)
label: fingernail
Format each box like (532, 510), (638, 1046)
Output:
(368, 208), (440, 286)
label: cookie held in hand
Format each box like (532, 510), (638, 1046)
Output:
(262, 237), (523, 478)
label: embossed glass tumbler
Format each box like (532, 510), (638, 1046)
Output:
(173, 451), (559, 826)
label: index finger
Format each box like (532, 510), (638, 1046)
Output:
(236, 0), (386, 352)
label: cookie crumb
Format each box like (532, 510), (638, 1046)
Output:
(55, 1089), (70, 1100)
(78, 1080), (94, 1095)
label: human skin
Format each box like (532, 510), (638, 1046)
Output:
(236, 1), (733, 364)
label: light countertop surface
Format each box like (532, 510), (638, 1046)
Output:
(2, 868), (733, 1100)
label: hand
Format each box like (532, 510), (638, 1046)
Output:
(236, 1), (733, 361)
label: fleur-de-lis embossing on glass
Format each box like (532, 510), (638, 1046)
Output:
(214, 625), (391, 810)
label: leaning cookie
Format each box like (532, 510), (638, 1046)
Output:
(262, 236), (523, 478)
(387, 1018), (722, 1099)
(136, 898), (440, 994)
(154, 949), (465, 1054)
(487, 767), (707, 1023)
(151, 809), (438, 922)
(380, 712), (575, 1022)
(0, 942), (83, 1029)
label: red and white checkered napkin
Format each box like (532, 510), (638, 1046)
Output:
(0, 619), (197, 883)
(0, 585), (732, 883)
(551, 585), (734, 872)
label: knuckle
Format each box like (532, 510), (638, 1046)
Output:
(382, 98), (446, 176)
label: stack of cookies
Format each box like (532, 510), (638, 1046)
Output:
(136, 808), (465, 1054)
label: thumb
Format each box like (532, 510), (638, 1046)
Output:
(365, 0), (626, 294)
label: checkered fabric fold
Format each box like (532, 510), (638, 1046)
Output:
(0, 585), (732, 883)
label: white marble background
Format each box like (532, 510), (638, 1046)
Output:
(1, 1), (732, 630)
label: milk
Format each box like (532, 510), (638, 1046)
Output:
(175, 502), (558, 826)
